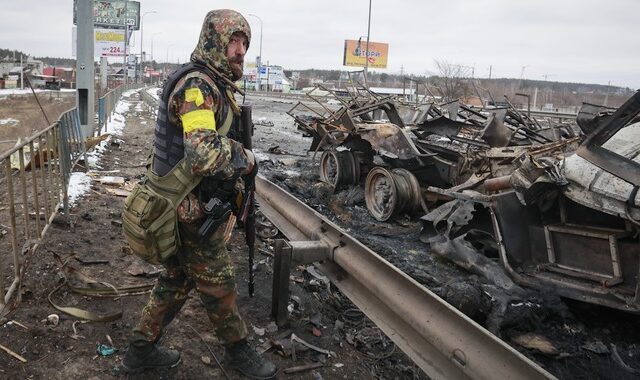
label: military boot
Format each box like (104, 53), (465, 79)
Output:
(122, 343), (181, 373)
(225, 339), (277, 379)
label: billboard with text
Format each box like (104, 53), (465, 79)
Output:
(95, 29), (126, 56)
(73, 0), (141, 30)
(71, 27), (128, 58)
(343, 39), (389, 69)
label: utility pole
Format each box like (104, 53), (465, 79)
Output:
(140, 11), (157, 84)
(489, 65), (492, 79)
(364, 0), (372, 86)
(604, 80), (611, 106)
(248, 14), (263, 91)
(20, 55), (23, 90)
(519, 65), (529, 89)
(123, 0), (128, 85)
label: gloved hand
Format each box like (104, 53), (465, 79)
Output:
(243, 148), (258, 177)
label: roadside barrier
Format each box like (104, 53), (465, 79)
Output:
(0, 84), (140, 319)
(96, 83), (143, 135)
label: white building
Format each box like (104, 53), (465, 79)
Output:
(243, 63), (291, 92)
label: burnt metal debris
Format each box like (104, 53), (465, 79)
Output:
(288, 81), (640, 313)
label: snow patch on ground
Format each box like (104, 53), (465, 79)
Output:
(254, 151), (270, 162)
(134, 102), (145, 112)
(62, 88), (144, 206)
(88, 91), (135, 169)
(67, 172), (92, 206)
(122, 89), (139, 97)
(0, 88), (75, 97)
(0, 89), (42, 96)
(115, 98), (132, 116)
(0, 118), (19, 125)
(146, 87), (160, 101)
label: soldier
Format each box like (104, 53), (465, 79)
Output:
(122, 9), (277, 379)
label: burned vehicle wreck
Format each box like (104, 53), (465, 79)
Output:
(422, 91), (640, 313)
(289, 82), (640, 313)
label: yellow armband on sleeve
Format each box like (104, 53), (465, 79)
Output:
(180, 109), (216, 133)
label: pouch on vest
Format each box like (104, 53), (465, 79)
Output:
(122, 158), (201, 264)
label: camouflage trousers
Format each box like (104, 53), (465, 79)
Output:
(130, 223), (248, 347)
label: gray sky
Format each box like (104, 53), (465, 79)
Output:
(1, 0), (638, 88)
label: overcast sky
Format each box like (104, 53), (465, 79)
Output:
(1, 0), (638, 88)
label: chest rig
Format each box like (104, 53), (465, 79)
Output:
(152, 62), (239, 177)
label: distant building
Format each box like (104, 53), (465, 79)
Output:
(42, 66), (76, 88)
(0, 55), (44, 88)
(243, 63), (291, 92)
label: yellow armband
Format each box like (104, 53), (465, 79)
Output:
(180, 109), (216, 133)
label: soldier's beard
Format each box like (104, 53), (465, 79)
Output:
(229, 59), (244, 81)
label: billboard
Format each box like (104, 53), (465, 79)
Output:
(95, 28), (126, 56)
(73, 0), (141, 30)
(71, 27), (129, 57)
(343, 39), (389, 69)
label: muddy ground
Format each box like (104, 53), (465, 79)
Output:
(0, 91), (75, 154)
(0, 89), (639, 380)
(0, 90), (424, 380)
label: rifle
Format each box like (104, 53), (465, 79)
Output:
(239, 104), (256, 297)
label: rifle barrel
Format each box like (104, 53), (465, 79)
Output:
(240, 104), (256, 297)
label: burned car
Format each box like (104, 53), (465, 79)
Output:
(289, 80), (640, 312)
(422, 91), (640, 312)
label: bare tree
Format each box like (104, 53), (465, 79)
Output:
(431, 59), (471, 102)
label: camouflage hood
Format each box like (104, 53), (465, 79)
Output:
(190, 9), (251, 81)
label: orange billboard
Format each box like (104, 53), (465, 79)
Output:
(343, 39), (389, 69)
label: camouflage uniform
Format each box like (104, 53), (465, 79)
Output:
(130, 9), (252, 348)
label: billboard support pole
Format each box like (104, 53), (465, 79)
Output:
(100, 57), (108, 93)
(76, 0), (95, 139)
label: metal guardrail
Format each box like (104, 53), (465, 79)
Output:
(257, 176), (555, 380)
(0, 107), (86, 319)
(97, 83), (143, 135)
(0, 84), (139, 319)
(139, 87), (160, 112)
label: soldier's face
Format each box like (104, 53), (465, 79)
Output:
(227, 32), (248, 79)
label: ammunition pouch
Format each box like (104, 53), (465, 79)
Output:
(122, 159), (201, 264)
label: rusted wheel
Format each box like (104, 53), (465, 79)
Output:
(365, 167), (398, 221)
(319, 150), (360, 190)
(365, 167), (422, 221)
(391, 168), (423, 212)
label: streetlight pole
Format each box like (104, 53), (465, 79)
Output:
(248, 14), (263, 91)
(123, 0), (129, 85)
(165, 44), (174, 79)
(364, 0), (372, 86)
(140, 11), (157, 65)
(151, 32), (162, 63)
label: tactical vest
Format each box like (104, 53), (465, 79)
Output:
(152, 62), (237, 176)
